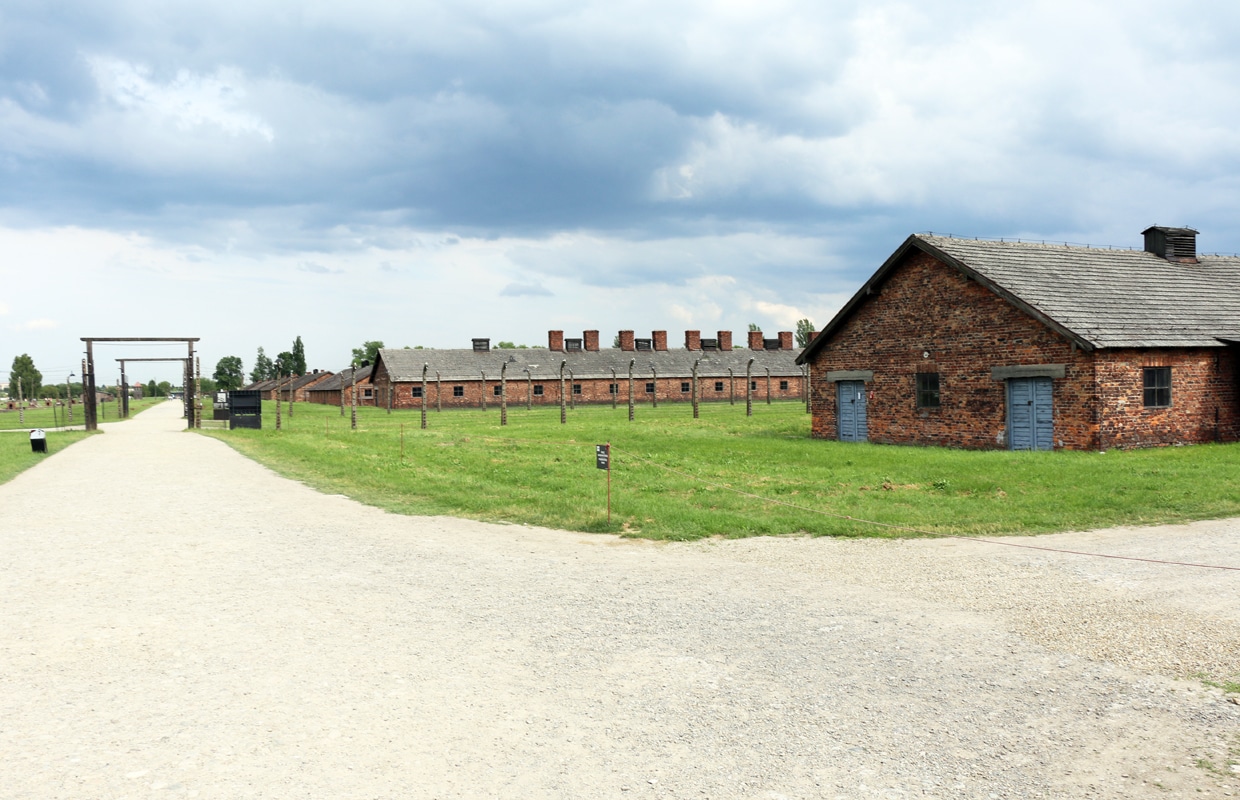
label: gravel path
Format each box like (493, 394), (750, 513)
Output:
(2, 401), (1238, 799)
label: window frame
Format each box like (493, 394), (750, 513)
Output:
(916, 372), (941, 409)
(645, 382), (655, 393)
(714, 381), (725, 392)
(452, 385), (464, 397)
(1143, 367), (1171, 408)
(533, 384), (544, 396)
(779, 380), (789, 391)
(493, 384), (502, 396)
(680, 381), (690, 393)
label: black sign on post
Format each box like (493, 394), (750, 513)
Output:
(595, 443), (610, 470)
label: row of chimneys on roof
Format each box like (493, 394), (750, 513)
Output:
(549, 329), (795, 352)
(471, 330), (798, 353)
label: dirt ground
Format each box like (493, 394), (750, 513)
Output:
(1, 400), (1238, 799)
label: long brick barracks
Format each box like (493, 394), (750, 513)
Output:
(367, 328), (807, 411)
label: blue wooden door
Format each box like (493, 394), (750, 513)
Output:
(1008, 377), (1053, 450)
(837, 381), (867, 442)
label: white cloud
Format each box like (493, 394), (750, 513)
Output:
(12, 318), (59, 332)
(88, 57), (275, 142)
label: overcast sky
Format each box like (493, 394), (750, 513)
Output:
(3, 0), (1240, 385)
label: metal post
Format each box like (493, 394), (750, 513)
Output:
(627, 359), (635, 421)
(650, 365), (658, 408)
(340, 372), (346, 416)
(120, 362), (129, 419)
(610, 368), (617, 409)
(766, 367), (772, 405)
(421, 364), (428, 429)
(116, 380), (121, 420)
(500, 362), (508, 426)
(569, 368), (576, 410)
(85, 340), (98, 431)
(436, 372), (442, 412)
(16, 377), (23, 425)
(692, 359), (700, 419)
(746, 357), (754, 417)
(559, 360), (567, 424)
(728, 368), (735, 405)
(66, 372), (74, 424)
(276, 372), (283, 430)
(524, 368), (532, 410)
(481, 371), (488, 412)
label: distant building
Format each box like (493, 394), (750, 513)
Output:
(369, 329), (805, 410)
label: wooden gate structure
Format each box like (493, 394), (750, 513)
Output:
(81, 337), (200, 431)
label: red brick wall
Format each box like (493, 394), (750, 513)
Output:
(685, 330), (701, 351)
(807, 251), (1094, 449)
(653, 331), (668, 351)
(1096, 348), (1239, 448)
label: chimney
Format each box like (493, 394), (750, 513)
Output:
(583, 330), (600, 352)
(748, 330), (764, 350)
(472, 338), (490, 352)
(778, 331), (794, 350)
(619, 330), (635, 351)
(548, 330), (564, 352)
(1143, 226), (1198, 263)
(685, 330), (701, 351)
(652, 330), (668, 351)
(717, 331), (733, 351)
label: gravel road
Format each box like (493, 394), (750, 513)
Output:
(2, 400), (1238, 799)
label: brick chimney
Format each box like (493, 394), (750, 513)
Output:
(1143, 225), (1198, 263)
(583, 330), (599, 351)
(685, 330), (702, 351)
(652, 330), (668, 351)
(619, 330), (635, 351)
(548, 330), (564, 352)
(748, 330), (764, 350)
(778, 331), (794, 350)
(717, 331), (733, 351)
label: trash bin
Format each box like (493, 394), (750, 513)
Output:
(30, 429), (46, 453)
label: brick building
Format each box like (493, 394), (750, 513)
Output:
(369, 329), (805, 411)
(304, 365), (374, 406)
(796, 227), (1240, 450)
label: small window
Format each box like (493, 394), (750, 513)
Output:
(779, 380), (789, 391)
(533, 384), (544, 396)
(493, 385), (502, 396)
(609, 383), (618, 394)
(363, 388), (373, 398)
(714, 381), (724, 392)
(572, 383), (582, 395)
(645, 382), (655, 393)
(452, 385), (464, 397)
(1144, 367), (1171, 407)
(411, 386), (423, 398)
(680, 382), (690, 393)
(916, 372), (940, 408)
(750, 380), (757, 390)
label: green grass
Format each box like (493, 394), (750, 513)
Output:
(199, 399), (1240, 540)
(0, 398), (165, 485)
(0, 429), (95, 484)
(0, 396), (163, 430)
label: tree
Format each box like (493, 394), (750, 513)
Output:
(274, 351), (297, 377)
(40, 385), (60, 400)
(291, 336), (306, 376)
(251, 347), (274, 383)
(794, 318), (816, 348)
(157, 381), (172, 397)
(147, 378), (161, 397)
(748, 323), (762, 332)
(351, 340), (384, 366)
(10, 354), (42, 398)
(213, 356), (245, 390)
(199, 377), (219, 394)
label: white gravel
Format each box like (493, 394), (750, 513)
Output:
(2, 400), (1239, 799)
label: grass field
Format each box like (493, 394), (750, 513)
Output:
(0, 397), (164, 430)
(0, 398), (167, 485)
(200, 399), (1240, 540)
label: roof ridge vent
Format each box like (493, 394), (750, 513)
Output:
(1142, 226), (1198, 263)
